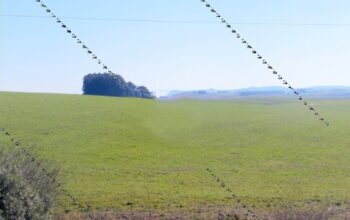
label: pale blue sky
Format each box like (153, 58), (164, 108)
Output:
(1, 0), (350, 96)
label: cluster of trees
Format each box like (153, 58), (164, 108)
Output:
(83, 73), (154, 99)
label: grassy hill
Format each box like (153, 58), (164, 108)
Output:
(1, 92), (350, 216)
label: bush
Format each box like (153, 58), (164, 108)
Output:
(0, 148), (58, 220)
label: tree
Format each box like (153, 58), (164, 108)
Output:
(135, 86), (154, 99)
(82, 73), (154, 99)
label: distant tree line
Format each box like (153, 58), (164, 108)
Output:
(83, 73), (154, 99)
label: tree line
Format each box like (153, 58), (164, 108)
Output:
(83, 73), (154, 99)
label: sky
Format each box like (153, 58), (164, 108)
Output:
(1, 0), (350, 96)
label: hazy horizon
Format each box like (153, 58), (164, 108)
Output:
(2, 84), (350, 98)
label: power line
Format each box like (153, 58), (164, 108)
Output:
(0, 127), (89, 211)
(201, 0), (330, 126)
(30, 0), (129, 89)
(2, 14), (350, 27)
(0, 0), (131, 210)
(206, 168), (259, 220)
(2, 14), (215, 24)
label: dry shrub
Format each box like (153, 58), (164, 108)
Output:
(0, 148), (59, 220)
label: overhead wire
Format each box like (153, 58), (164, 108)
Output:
(32, 0), (127, 89)
(206, 168), (259, 220)
(1, 0), (334, 214)
(0, 127), (88, 211)
(2, 14), (350, 27)
(200, 0), (330, 126)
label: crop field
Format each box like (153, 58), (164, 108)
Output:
(1, 92), (350, 217)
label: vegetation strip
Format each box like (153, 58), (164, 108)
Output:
(206, 168), (259, 220)
(200, 0), (329, 126)
(0, 127), (87, 211)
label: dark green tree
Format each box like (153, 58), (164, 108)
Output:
(83, 73), (154, 99)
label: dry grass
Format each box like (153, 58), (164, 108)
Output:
(269, 207), (350, 220)
(55, 205), (350, 220)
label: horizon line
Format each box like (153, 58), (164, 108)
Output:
(2, 85), (350, 97)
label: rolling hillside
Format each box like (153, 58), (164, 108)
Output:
(1, 92), (350, 216)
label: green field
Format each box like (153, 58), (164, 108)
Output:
(1, 92), (350, 215)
